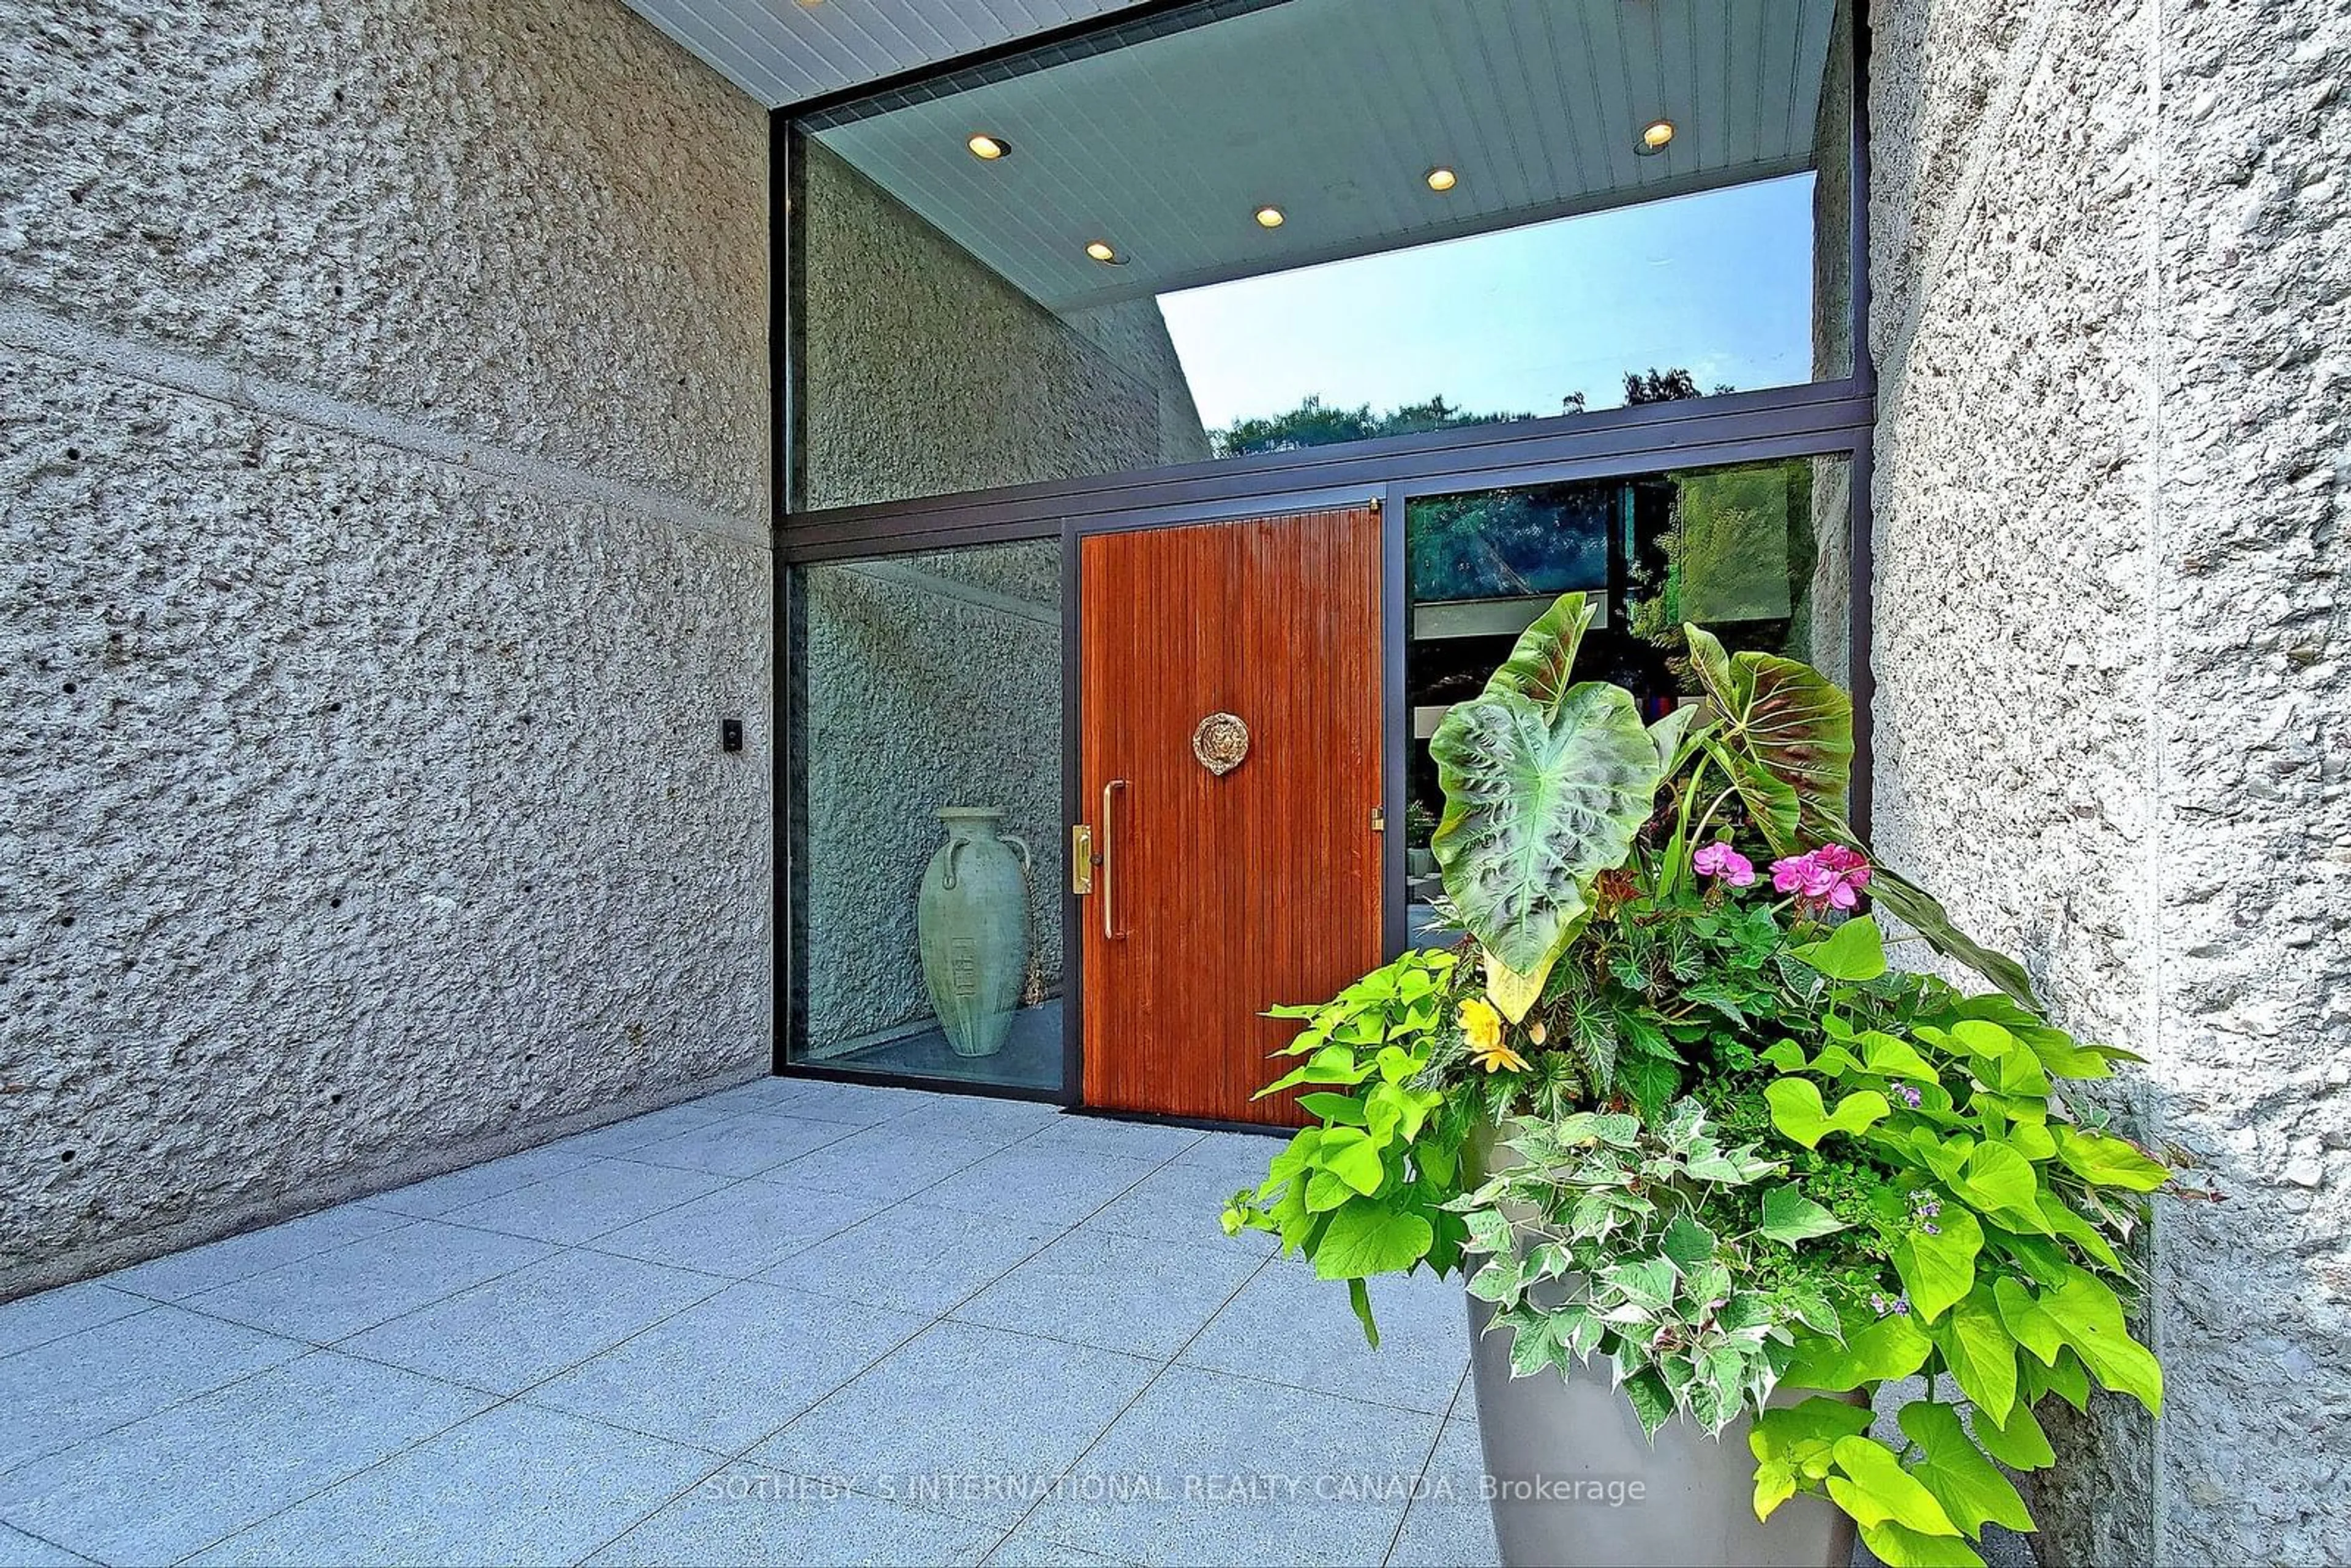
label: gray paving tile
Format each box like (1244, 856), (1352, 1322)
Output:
(1171, 1129), (1291, 1169)
(106, 1206), (411, 1302)
(617, 1111), (857, 1178)
(0, 1096), (1498, 1568)
(359, 1144), (598, 1218)
(688, 1075), (817, 1116)
(590, 1180), (893, 1278)
(189, 1402), (714, 1567)
(0, 1523), (91, 1566)
(759, 1199), (1059, 1316)
(337, 1249), (725, 1394)
(1014, 1114), (1202, 1163)
(760, 1124), (1005, 1202)
(0, 1281), (149, 1359)
(753, 1321), (1158, 1524)
(1081, 1158), (1279, 1255)
(1180, 1261), (1469, 1415)
(0, 1351), (490, 1566)
(544, 1100), (742, 1158)
(981, 1520), (1134, 1566)
(1386, 1412), (1498, 1567)
(885, 1093), (1066, 1146)
(524, 1282), (926, 1454)
(921, 1145), (1158, 1227)
(438, 1157), (735, 1244)
(0, 1304), (306, 1470)
(1024, 1366), (1442, 1568)
(771, 1080), (952, 1127)
(590, 1468), (999, 1567)
(953, 1228), (1259, 1360)
(182, 1220), (555, 1343)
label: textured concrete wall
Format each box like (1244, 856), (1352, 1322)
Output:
(0, 0), (772, 1293)
(1869, 0), (2350, 1560)
(800, 544), (1061, 1051)
(1805, 0), (1856, 689)
(1064, 296), (1213, 476)
(797, 140), (1208, 511)
(1812, 0), (1858, 388)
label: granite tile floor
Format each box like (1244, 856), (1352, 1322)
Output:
(0, 1079), (1498, 1568)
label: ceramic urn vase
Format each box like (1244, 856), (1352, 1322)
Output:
(916, 808), (1033, 1058)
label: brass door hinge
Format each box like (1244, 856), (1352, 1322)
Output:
(1370, 806), (1386, 832)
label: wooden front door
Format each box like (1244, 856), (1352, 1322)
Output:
(1077, 506), (1385, 1124)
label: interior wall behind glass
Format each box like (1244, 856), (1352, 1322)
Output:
(795, 541), (1063, 1092)
(799, 141), (1211, 509)
(795, 0), (1857, 511)
(1401, 454), (1853, 918)
(1810, 0), (1857, 389)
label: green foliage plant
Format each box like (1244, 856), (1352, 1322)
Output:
(1223, 591), (2173, 1567)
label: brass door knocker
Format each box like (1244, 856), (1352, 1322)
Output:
(1191, 711), (1249, 775)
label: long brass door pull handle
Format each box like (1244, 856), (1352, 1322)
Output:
(1101, 779), (1128, 940)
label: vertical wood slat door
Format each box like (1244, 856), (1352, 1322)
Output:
(1078, 506), (1383, 1125)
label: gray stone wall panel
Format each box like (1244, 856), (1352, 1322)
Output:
(1872, 0), (2351, 1559)
(0, 0), (769, 520)
(1865, 0), (2046, 369)
(1872, 0), (2158, 1046)
(1872, 2), (2163, 1556)
(0, 0), (770, 1293)
(2144, 0), (2351, 1558)
(1, 348), (773, 1285)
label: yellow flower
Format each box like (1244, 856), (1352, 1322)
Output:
(1459, 998), (1530, 1074)
(1472, 1035), (1531, 1074)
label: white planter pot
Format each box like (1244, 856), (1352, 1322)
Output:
(1466, 1296), (1858, 1567)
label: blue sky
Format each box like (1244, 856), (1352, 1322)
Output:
(1155, 174), (1818, 432)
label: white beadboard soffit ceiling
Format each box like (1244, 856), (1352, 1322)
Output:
(620, 0), (1841, 313)
(620, 0), (1153, 110)
(825, 0), (1837, 312)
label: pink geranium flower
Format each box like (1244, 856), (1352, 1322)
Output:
(1770, 853), (1824, 895)
(1692, 842), (1756, 887)
(1769, 845), (1872, 911)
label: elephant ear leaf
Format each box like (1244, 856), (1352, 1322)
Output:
(1684, 625), (1853, 852)
(1484, 593), (1597, 713)
(1645, 703), (1712, 773)
(1684, 621), (1742, 713)
(1684, 631), (2041, 1011)
(1708, 737), (1801, 853)
(1430, 682), (1660, 976)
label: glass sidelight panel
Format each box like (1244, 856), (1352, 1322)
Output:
(1401, 454), (1853, 917)
(792, 540), (1064, 1093)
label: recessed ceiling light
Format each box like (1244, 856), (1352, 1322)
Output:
(1254, 205), (1286, 229)
(1085, 240), (1125, 264)
(966, 133), (1010, 160)
(1425, 167), (1458, 192)
(1637, 119), (1676, 155)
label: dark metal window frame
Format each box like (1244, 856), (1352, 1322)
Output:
(768, 0), (1877, 1099)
